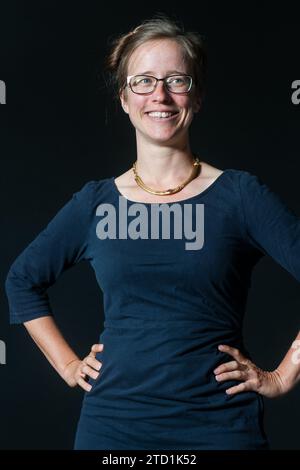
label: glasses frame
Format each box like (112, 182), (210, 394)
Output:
(126, 74), (193, 95)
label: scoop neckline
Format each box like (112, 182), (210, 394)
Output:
(110, 169), (230, 205)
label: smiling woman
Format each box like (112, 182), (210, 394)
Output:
(118, 38), (201, 147)
(5, 14), (300, 452)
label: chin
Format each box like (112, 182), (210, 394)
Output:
(136, 124), (184, 145)
(145, 128), (180, 142)
(148, 135), (178, 145)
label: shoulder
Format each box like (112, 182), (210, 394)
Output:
(75, 178), (110, 194)
(232, 169), (292, 219)
(74, 177), (113, 202)
(234, 169), (274, 196)
(218, 167), (266, 190)
(197, 162), (259, 187)
(197, 163), (262, 192)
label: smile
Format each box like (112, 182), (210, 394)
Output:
(146, 111), (179, 120)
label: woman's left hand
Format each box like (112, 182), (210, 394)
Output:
(214, 344), (289, 398)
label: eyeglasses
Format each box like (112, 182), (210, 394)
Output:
(126, 74), (193, 95)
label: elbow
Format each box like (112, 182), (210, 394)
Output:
(4, 265), (52, 325)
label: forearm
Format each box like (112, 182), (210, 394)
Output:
(23, 315), (80, 382)
(275, 330), (300, 393)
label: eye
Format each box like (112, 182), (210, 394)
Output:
(168, 76), (185, 85)
(132, 76), (153, 86)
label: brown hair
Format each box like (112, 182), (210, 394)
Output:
(104, 15), (207, 101)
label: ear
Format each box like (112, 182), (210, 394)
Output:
(120, 90), (129, 114)
(193, 95), (202, 113)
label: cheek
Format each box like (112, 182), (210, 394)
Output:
(175, 95), (194, 111)
(127, 95), (147, 113)
(179, 100), (195, 121)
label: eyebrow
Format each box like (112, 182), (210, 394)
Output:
(136, 70), (186, 76)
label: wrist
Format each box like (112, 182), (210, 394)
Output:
(62, 358), (81, 387)
(273, 367), (292, 395)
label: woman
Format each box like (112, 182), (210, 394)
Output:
(5, 16), (300, 450)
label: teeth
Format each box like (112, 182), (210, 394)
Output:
(148, 112), (175, 118)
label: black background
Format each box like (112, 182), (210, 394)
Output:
(1, 1), (300, 450)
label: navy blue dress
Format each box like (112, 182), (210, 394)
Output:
(5, 169), (300, 449)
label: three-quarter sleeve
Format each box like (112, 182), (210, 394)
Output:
(239, 171), (300, 282)
(5, 181), (96, 324)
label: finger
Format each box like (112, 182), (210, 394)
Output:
(91, 343), (104, 353)
(215, 369), (246, 382)
(225, 381), (251, 395)
(85, 355), (103, 371)
(214, 360), (239, 375)
(78, 376), (92, 392)
(218, 345), (244, 362)
(89, 344), (104, 358)
(81, 364), (100, 380)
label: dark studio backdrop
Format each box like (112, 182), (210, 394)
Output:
(0, 1), (300, 450)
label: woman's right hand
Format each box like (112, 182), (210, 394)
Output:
(63, 343), (104, 391)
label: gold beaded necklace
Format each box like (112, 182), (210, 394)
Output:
(132, 156), (201, 196)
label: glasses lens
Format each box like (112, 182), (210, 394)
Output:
(166, 75), (192, 93)
(130, 75), (156, 94)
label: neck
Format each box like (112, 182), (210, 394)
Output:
(134, 142), (195, 188)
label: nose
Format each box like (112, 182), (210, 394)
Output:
(151, 80), (172, 102)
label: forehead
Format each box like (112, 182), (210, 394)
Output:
(127, 39), (189, 75)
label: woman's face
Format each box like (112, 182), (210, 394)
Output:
(120, 39), (201, 147)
